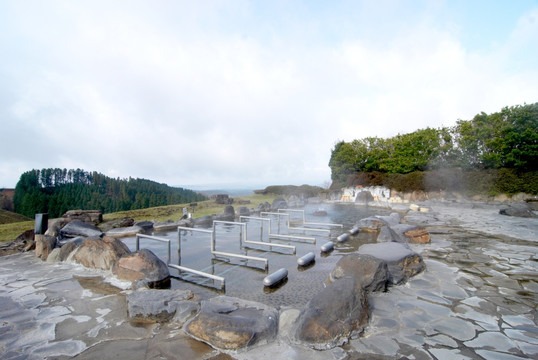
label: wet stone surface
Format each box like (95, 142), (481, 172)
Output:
(0, 201), (537, 359)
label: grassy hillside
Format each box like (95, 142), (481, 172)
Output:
(0, 209), (32, 225)
(0, 193), (278, 243)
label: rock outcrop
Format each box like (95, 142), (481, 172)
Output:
(185, 296), (278, 351)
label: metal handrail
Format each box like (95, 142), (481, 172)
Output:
(135, 234), (171, 264)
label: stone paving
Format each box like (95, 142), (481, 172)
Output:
(0, 201), (537, 359)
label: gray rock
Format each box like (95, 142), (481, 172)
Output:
(63, 209), (102, 225)
(329, 254), (389, 293)
(193, 215), (214, 227)
(355, 217), (386, 232)
(71, 236), (131, 271)
(499, 203), (537, 218)
(105, 225), (144, 238)
(238, 206), (250, 216)
(60, 220), (103, 238)
(113, 249), (170, 284)
(293, 277), (369, 350)
(358, 242), (425, 285)
(377, 225), (399, 242)
(375, 213), (401, 226)
(185, 296), (278, 351)
(57, 237), (85, 261)
(135, 220), (154, 230)
(46, 247), (61, 262)
(127, 289), (197, 324)
(272, 198), (287, 210)
(390, 224), (431, 244)
(35, 234), (57, 260)
(256, 202), (271, 212)
(98, 218), (135, 232)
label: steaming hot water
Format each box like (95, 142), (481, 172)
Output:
(120, 203), (392, 307)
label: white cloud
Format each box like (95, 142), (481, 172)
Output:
(1, 1), (537, 189)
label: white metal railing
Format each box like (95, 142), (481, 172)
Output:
(278, 209), (343, 229)
(244, 214), (316, 243)
(136, 234), (171, 264)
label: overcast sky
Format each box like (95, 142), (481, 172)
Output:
(1, 1), (537, 189)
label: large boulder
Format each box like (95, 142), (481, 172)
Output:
(185, 296), (278, 351)
(292, 277), (369, 350)
(113, 249), (170, 284)
(63, 209), (103, 225)
(57, 237), (85, 261)
(127, 289), (198, 324)
(271, 198), (287, 210)
(71, 236), (130, 270)
(328, 254), (389, 293)
(35, 234), (57, 260)
(60, 220), (103, 238)
(358, 242), (425, 285)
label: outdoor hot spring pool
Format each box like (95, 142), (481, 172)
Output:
(120, 203), (393, 307)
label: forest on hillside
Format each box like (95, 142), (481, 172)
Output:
(329, 103), (538, 194)
(14, 168), (207, 218)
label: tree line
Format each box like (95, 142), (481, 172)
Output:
(14, 168), (208, 218)
(329, 103), (538, 188)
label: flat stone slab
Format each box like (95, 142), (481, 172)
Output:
(60, 220), (103, 238)
(185, 296), (278, 351)
(127, 289), (198, 324)
(358, 242), (425, 284)
(105, 225), (144, 238)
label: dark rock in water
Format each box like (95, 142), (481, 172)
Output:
(113, 249), (169, 284)
(127, 289), (198, 324)
(292, 277), (369, 350)
(35, 234), (57, 260)
(329, 254), (389, 293)
(185, 296), (278, 351)
(72, 236), (130, 271)
(238, 206), (250, 216)
(358, 242), (425, 285)
(193, 215), (214, 227)
(499, 203), (537, 218)
(256, 202), (271, 212)
(272, 198), (287, 210)
(60, 220), (103, 238)
(375, 213), (401, 226)
(135, 220), (154, 230)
